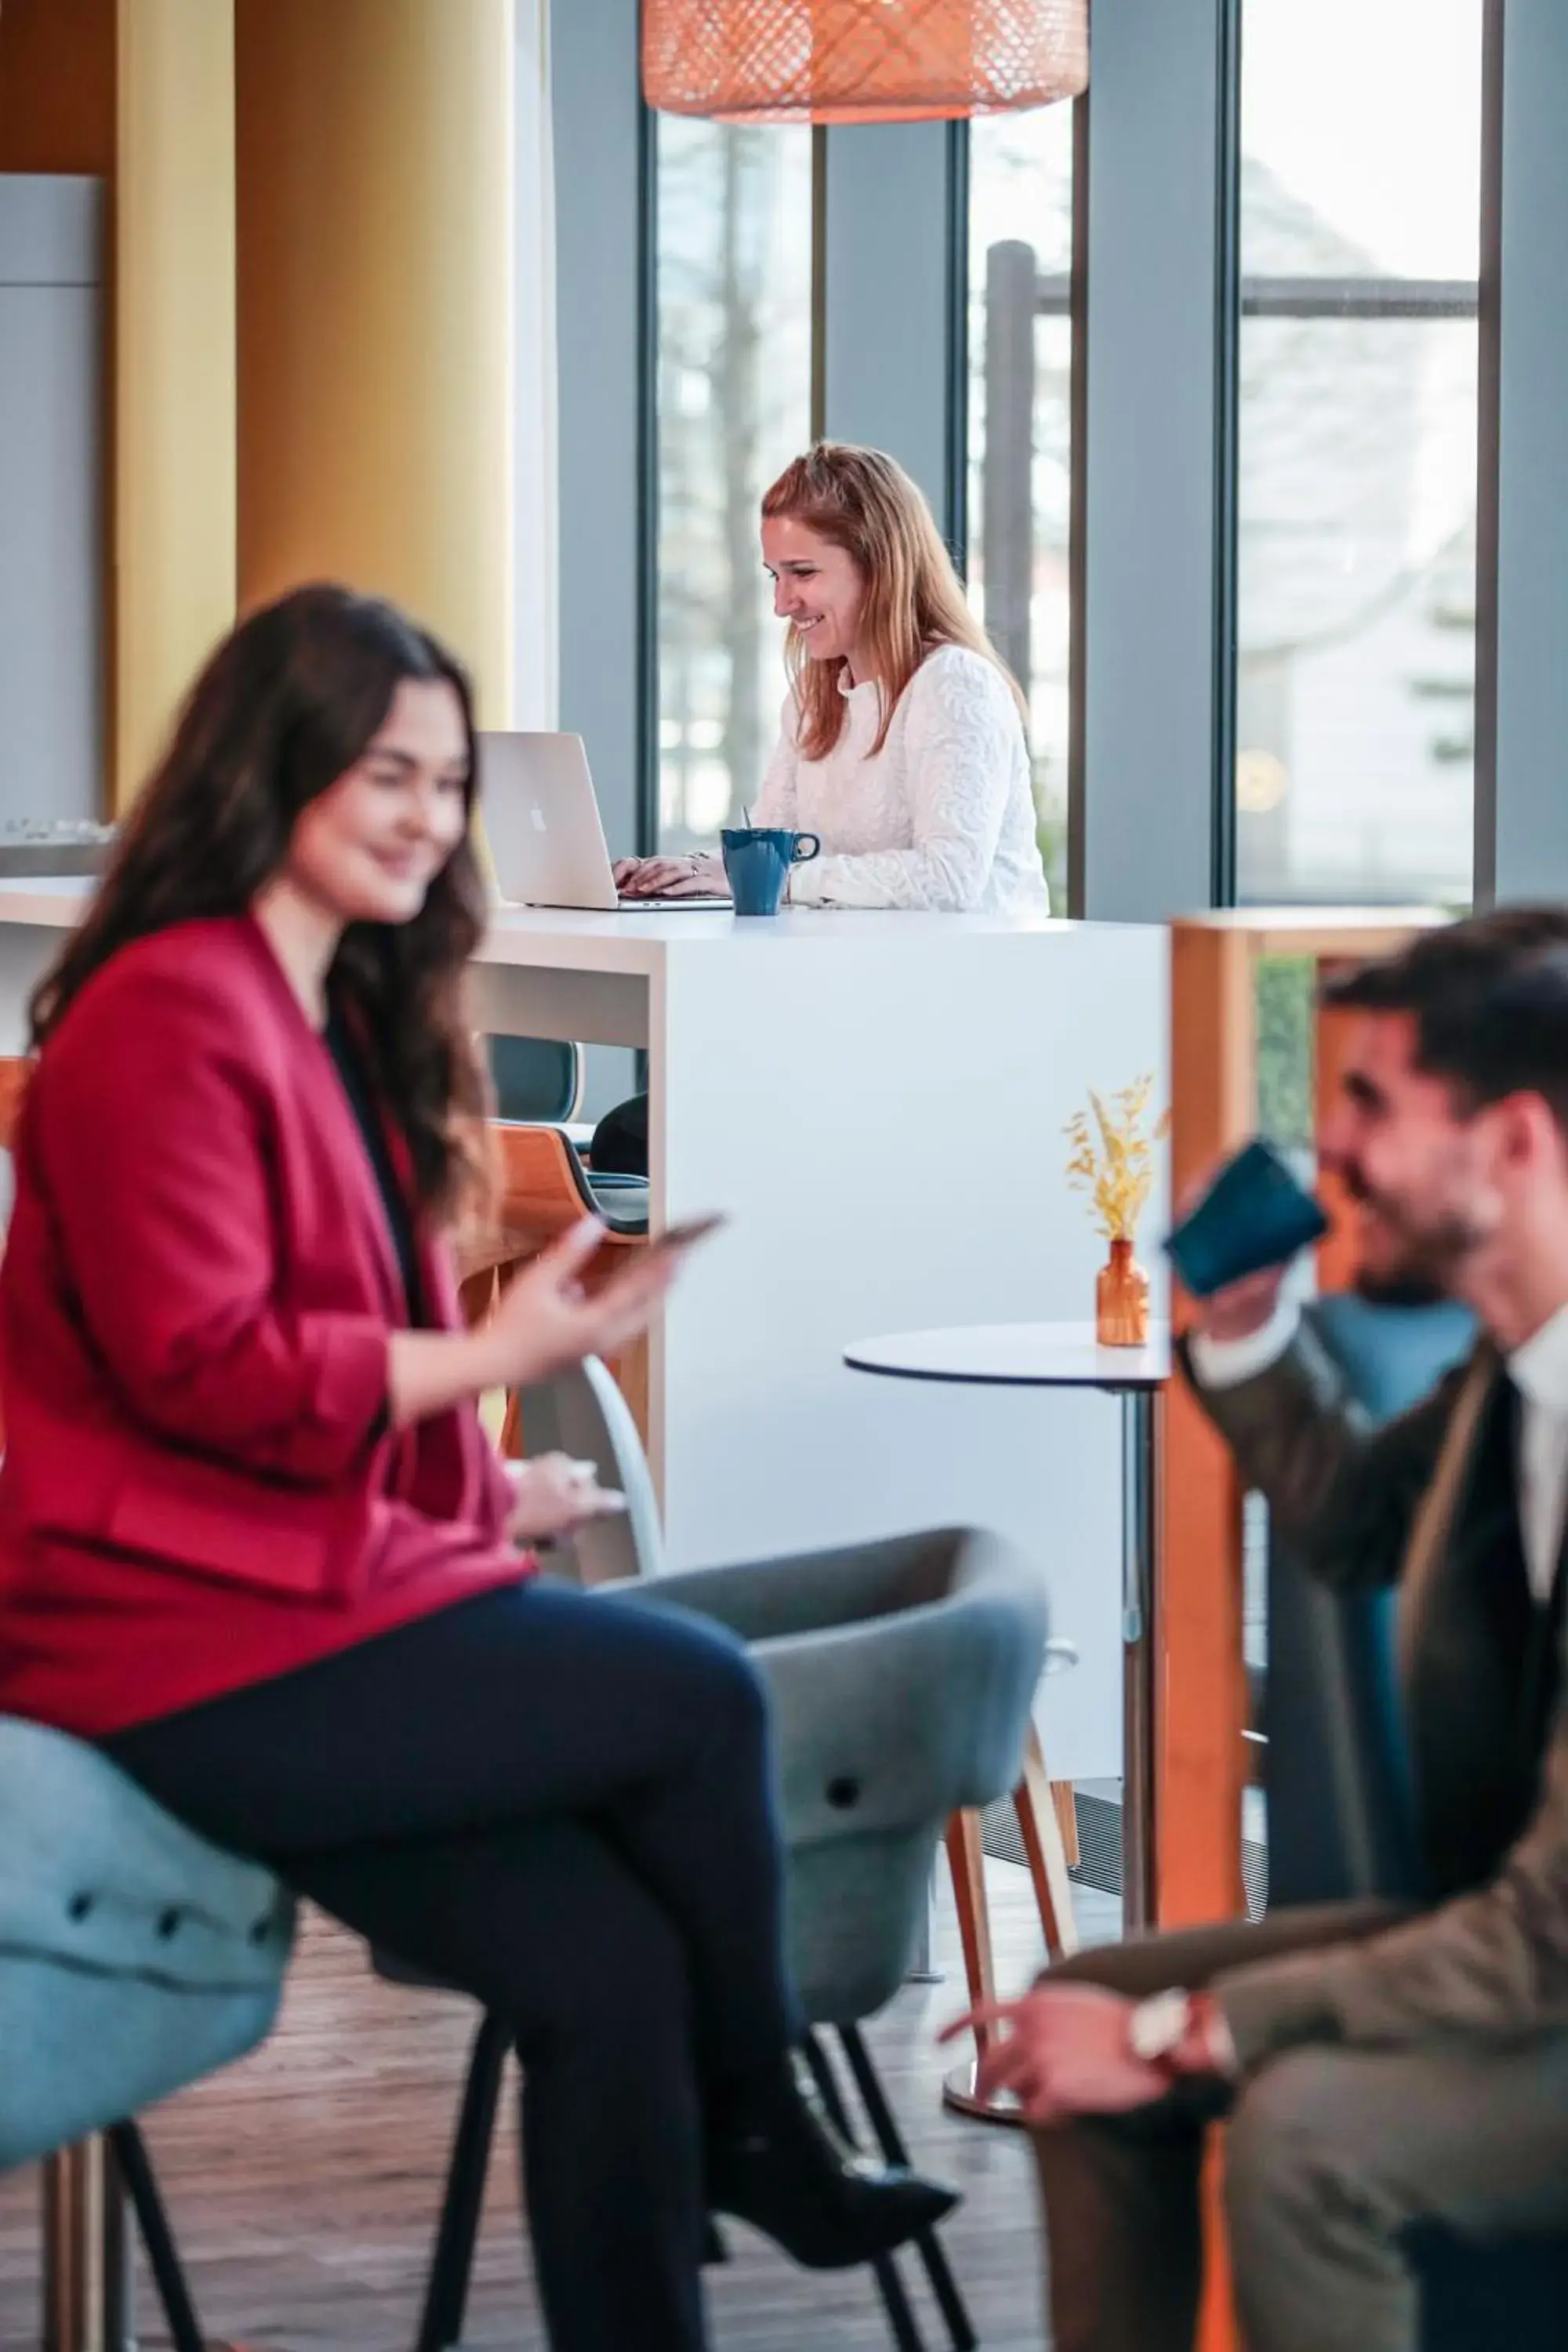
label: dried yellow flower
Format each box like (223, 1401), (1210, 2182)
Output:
(1064, 1074), (1170, 1243)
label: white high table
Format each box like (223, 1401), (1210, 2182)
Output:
(845, 1323), (1171, 1933)
(0, 884), (1167, 1786)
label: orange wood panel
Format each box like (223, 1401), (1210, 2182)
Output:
(1198, 2137), (1236, 2352)
(0, 0), (116, 175)
(1159, 924), (1256, 1930)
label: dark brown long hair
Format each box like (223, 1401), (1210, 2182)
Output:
(32, 583), (492, 1223)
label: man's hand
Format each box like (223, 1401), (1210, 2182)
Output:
(1174, 1165), (1290, 1343)
(504, 1453), (626, 1546)
(941, 1986), (1169, 2125)
(1201, 1263), (1289, 1345)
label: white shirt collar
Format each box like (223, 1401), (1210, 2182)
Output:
(1508, 1301), (1568, 1416)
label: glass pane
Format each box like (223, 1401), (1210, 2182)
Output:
(655, 120), (813, 852)
(1236, 0), (1483, 909)
(967, 105), (1075, 910)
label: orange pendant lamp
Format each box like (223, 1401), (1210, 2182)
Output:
(642, 2), (1089, 126)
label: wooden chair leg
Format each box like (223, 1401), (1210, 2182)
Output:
(1050, 1777), (1081, 1866)
(499, 1388), (523, 1460)
(943, 1811), (998, 2047)
(1013, 1725), (1079, 1959)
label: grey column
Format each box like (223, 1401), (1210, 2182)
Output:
(0, 175), (103, 827)
(1076, 0), (1234, 922)
(552, 0), (648, 862)
(1478, 0), (1568, 906)
(820, 123), (965, 548)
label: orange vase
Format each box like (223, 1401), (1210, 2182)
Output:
(1096, 1236), (1150, 1348)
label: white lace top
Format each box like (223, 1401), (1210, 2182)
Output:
(752, 644), (1051, 915)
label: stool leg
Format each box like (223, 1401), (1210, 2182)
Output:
(943, 1811), (998, 2042)
(415, 2012), (511, 2352)
(1050, 1777), (1082, 1867)
(801, 2034), (926, 2352)
(41, 2136), (133, 2352)
(1014, 1726), (1079, 1959)
(837, 2027), (977, 2352)
(106, 2124), (205, 2352)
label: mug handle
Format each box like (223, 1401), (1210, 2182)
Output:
(792, 833), (822, 865)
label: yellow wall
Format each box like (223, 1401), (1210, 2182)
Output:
(235, 0), (514, 722)
(2, 0), (515, 795)
(114, 0), (237, 805)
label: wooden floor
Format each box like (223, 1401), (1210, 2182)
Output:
(0, 1860), (1119, 2352)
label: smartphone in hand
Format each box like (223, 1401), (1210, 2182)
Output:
(585, 1211), (728, 1288)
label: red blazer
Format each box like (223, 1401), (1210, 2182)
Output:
(0, 914), (528, 1738)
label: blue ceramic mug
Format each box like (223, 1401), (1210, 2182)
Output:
(720, 826), (822, 916)
(1163, 1138), (1328, 1298)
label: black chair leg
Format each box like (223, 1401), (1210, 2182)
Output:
(106, 2120), (207, 2352)
(804, 2031), (927, 2352)
(838, 2024), (978, 2352)
(415, 2010), (513, 2352)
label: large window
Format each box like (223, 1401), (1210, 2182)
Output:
(655, 120), (813, 851)
(1236, 0), (1484, 907)
(967, 106), (1076, 909)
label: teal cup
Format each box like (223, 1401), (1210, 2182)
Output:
(720, 826), (822, 916)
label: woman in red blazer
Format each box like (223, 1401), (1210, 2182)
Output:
(0, 586), (948, 2351)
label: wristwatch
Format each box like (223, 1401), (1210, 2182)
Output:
(1127, 1987), (1237, 2078)
(1127, 1987), (1198, 2065)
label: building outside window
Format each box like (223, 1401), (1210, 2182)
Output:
(655, 120), (812, 851)
(967, 104), (1076, 910)
(1236, 0), (1484, 909)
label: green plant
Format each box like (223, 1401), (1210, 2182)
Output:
(1255, 955), (1314, 1149)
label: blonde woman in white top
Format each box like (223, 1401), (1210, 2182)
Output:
(616, 443), (1050, 915)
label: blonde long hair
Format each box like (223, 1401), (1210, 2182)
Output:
(761, 443), (1026, 762)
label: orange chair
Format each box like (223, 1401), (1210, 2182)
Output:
(458, 1122), (652, 1451)
(0, 1055), (31, 1152)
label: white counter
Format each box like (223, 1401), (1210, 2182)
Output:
(0, 886), (1169, 1778)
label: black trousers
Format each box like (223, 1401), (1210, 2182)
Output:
(107, 1580), (801, 2352)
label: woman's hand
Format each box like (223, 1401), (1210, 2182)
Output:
(504, 1452), (626, 1544)
(612, 855), (728, 899)
(477, 1217), (683, 1391)
(390, 1219), (698, 1429)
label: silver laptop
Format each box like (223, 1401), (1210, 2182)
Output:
(479, 732), (730, 911)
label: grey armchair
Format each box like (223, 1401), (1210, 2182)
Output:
(391, 1361), (1048, 2352)
(1, 1716), (294, 2351)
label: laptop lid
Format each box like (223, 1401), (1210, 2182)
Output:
(478, 731), (619, 911)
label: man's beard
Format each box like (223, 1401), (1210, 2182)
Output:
(1352, 1265), (1451, 1308)
(1341, 1170), (1480, 1308)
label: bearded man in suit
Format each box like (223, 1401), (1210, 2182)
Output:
(959, 907), (1568, 2352)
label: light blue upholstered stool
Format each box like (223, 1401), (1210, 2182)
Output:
(1, 1717), (293, 2351)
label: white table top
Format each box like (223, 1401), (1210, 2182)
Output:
(0, 879), (1146, 971)
(844, 1319), (1171, 1392)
